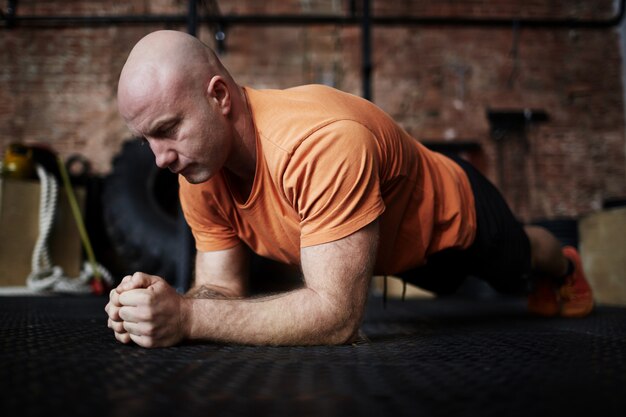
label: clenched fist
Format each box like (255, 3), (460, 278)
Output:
(105, 272), (188, 348)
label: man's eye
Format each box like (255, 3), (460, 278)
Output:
(153, 127), (175, 138)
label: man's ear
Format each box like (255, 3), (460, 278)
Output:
(207, 75), (231, 116)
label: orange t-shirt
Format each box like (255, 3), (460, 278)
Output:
(179, 85), (476, 275)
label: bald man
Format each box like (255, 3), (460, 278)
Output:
(106, 30), (593, 348)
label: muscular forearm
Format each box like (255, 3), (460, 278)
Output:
(181, 221), (377, 347)
(182, 287), (362, 346)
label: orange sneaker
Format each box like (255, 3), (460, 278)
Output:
(528, 278), (560, 317)
(559, 246), (594, 318)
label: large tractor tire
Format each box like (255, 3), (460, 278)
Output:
(101, 140), (189, 289)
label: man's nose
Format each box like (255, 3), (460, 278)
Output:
(149, 140), (176, 169)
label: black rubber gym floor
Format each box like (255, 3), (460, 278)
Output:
(1, 294), (625, 417)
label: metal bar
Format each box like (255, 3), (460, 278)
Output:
(372, 14), (625, 29)
(4, 14), (623, 28)
(2, 14), (187, 26)
(5, 0), (17, 28)
(361, 0), (372, 101)
(187, 0), (197, 36)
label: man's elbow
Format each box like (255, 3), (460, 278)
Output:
(318, 312), (364, 345)
(311, 292), (368, 345)
(330, 323), (362, 345)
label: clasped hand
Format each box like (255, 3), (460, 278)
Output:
(105, 272), (187, 348)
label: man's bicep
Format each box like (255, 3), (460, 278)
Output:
(193, 243), (250, 297)
(300, 219), (379, 333)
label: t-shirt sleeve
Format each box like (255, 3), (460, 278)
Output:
(282, 119), (386, 247)
(178, 176), (241, 252)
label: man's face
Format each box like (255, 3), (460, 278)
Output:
(121, 75), (231, 185)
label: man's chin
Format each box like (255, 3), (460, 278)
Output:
(180, 171), (211, 184)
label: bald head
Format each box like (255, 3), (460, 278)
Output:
(117, 30), (233, 123)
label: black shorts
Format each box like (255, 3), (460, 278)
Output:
(397, 154), (532, 295)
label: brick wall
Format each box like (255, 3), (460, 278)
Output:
(1, 0), (625, 222)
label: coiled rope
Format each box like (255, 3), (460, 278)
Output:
(26, 164), (113, 293)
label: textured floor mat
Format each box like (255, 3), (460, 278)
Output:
(1, 295), (625, 417)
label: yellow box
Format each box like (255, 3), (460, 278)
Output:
(0, 178), (84, 286)
(580, 207), (626, 307)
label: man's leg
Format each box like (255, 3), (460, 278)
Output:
(524, 225), (569, 277)
(525, 225), (593, 317)
(444, 153), (593, 317)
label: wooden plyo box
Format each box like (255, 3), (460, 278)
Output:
(580, 207), (626, 307)
(0, 178), (84, 286)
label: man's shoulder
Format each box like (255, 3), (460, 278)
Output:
(245, 85), (381, 150)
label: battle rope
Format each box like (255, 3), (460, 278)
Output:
(26, 164), (113, 294)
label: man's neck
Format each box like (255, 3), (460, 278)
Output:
(223, 86), (257, 201)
